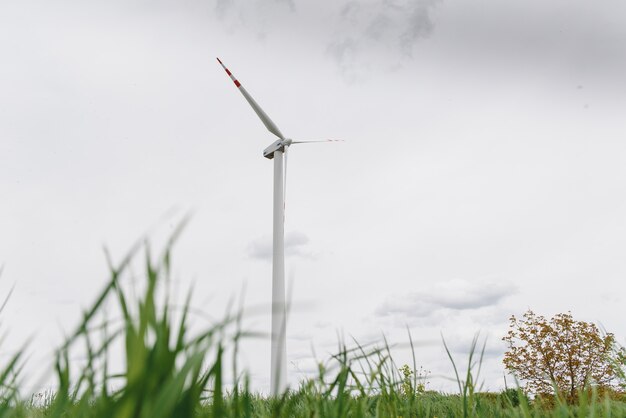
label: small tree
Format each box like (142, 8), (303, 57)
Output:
(615, 345), (626, 391)
(503, 310), (618, 402)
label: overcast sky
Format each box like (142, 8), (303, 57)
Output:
(1, 0), (626, 394)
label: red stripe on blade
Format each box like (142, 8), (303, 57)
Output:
(234, 79), (241, 87)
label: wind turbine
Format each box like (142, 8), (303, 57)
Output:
(217, 58), (338, 396)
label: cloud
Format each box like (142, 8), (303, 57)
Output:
(327, 0), (440, 79)
(210, 0), (440, 79)
(209, 0), (626, 83)
(246, 231), (315, 261)
(442, 334), (505, 358)
(420, 1), (626, 81)
(214, 0), (295, 16)
(375, 278), (516, 319)
(212, 0), (296, 39)
(288, 332), (314, 341)
(400, 0), (438, 54)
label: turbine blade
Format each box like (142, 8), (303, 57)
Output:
(217, 58), (285, 139)
(290, 139), (345, 144)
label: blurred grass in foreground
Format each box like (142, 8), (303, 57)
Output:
(1, 229), (625, 417)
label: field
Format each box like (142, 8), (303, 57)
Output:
(1, 233), (624, 418)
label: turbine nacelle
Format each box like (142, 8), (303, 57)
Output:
(263, 139), (292, 159)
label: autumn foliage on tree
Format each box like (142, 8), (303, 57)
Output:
(503, 310), (620, 402)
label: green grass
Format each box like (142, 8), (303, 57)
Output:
(1, 228), (625, 417)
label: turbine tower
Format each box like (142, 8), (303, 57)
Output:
(217, 58), (339, 395)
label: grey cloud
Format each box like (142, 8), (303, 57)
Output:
(246, 237), (271, 260)
(247, 231), (314, 261)
(285, 231), (309, 248)
(327, 0), (439, 78)
(364, 13), (393, 41)
(290, 351), (315, 361)
(214, 0), (232, 18)
(441, 335), (505, 359)
(428, 282), (515, 310)
(288, 332), (314, 341)
(209, 0), (626, 82)
(327, 0), (624, 79)
(375, 279), (516, 318)
(428, 1), (626, 80)
(326, 39), (358, 74)
(212, 0), (440, 79)
(400, 0), (438, 55)
(212, 0), (295, 36)
(276, 0), (295, 12)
